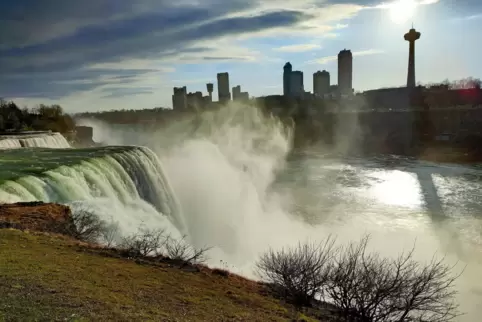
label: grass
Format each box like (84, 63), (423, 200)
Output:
(0, 229), (317, 321)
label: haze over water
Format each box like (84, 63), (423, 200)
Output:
(75, 104), (482, 321)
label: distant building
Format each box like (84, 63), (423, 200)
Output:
(313, 70), (330, 97)
(217, 72), (231, 102)
(338, 49), (353, 95)
(238, 92), (249, 100)
(362, 87), (412, 110)
(290, 71), (304, 98)
(232, 85), (250, 101)
(172, 86), (187, 110)
(283, 62), (292, 96)
(187, 91), (203, 108)
(206, 83), (214, 102)
(232, 85), (241, 100)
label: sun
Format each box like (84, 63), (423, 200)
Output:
(389, 0), (418, 24)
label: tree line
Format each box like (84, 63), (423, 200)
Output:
(3, 76), (480, 132)
(0, 99), (75, 133)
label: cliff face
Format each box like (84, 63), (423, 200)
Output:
(0, 202), (74, 234)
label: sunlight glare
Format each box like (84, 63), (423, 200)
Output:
(389, 0), (418, 24)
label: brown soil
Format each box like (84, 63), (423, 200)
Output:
(0, 201), (75, 234)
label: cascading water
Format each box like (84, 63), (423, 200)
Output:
(0, 139), (22, 149)
(0, 146), (185, 241)
(0, 132), (71, 149)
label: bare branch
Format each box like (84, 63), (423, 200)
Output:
(256, 235), (337, 307)
(165, 235), (211, 265)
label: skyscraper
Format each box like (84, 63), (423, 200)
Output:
(172, 86), (187, 110)
(283, 62), (292, 96)
(232, 85), (241, 100)
(313, 70), (330, 97)
(338, 49), (353, 95)
(404, 27), (421, 88)
(217, 72), (230, 102)
(290, 71), (304, 97)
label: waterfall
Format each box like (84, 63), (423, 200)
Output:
(0, 132), (71, 149)
(0, 146), (186, 238)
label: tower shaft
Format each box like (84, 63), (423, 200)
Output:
(407, 40), (416, 88)
(404, 28), (421, 88)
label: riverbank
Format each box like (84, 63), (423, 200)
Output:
(0, 202), (322, 321)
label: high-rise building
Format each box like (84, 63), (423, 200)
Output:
(232, 85), (249, 101)
(232, 85), (241, 100)
(283, 62), (292, 96)
(290, 71), (304, 97)
(206, 83), (214, 102)
(313, 70), (330, 97)
(239, 92), (249, 100)
(172, 86), (187, 110)
(187, 91), (203, 108)
(217, 72), (230, 102)
(404, 27), (421, 88)
(338, 49), (353, 95)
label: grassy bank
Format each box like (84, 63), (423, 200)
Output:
(0, 229), (317, 321)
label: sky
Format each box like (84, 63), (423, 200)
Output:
(0, 0), (481, 112)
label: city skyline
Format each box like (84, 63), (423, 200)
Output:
(0, 0), (481, 112)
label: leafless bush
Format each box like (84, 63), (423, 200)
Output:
(255, 236), (337, 307)
(165, 235), (211, 265)
(119, 228), (168, 257)
(326, 235), (462, 322)
(119, 229), (210, 265)
(256, 235), (461, 321)
(100, 221), (120, 248)
(69, 210), (106, 242)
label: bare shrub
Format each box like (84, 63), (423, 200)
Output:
(100, 221), (120, 248)
(119, 228), (168, 257)
(326, 235), (462, 322)
(256, 236), (337, 307)
(165, 235), (211, 265)
(69, 210), (106, 242)
(118, 229), (210, 265)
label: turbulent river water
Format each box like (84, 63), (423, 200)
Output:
(0, 104), (481, 320)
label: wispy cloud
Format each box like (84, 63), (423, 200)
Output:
(451, 13), (482, 22)
(371, 0), (440, 10)
(101, 87), (155, 99)
(274, 44), (322, 53)
(308, 49), (384, 65)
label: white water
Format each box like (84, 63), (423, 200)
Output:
(2, 103), (481, 320)
(0, 132), (71, 149)
(0, 146), (185, 242)
(77, 103), (482, 320)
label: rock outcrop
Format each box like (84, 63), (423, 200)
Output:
(0, 202), (75, 234)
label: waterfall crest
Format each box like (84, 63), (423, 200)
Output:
(0, 132), (71, 149)
(0, 146), (185, 236)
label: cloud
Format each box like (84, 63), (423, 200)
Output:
(451, 13), (482, 21)
(101, 87), (155, 99)
(274, 44), (322, 53)
(0, 0), (367, 101)
(308, 49), (384, 64)
(371, 0), (440, 9)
